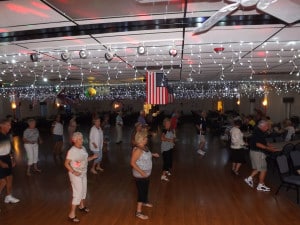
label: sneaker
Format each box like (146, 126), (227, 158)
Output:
(244, 177), (253, 188)
(256, 183), (271, 192)
(161, 175), (169, 181)
(4, 195), (20, 204)
(166, 171), (171, 176)
(197, 149), (206, 155)
(136, 212), (149, 220)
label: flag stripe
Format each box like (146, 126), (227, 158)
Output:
(146, 71), (174, 105)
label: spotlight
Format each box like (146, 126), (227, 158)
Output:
(137, 46), (146, 55)
(61, 52), (70, 61)
(79, 50), (87, 59)
(169, 47), (177, 57)
(30, 53), (42, 62)
(105, 52), (114, 61)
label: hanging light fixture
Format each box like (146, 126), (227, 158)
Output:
(137, 45), (146, 55)
(169, 46), (177, 57)
(105, 51), (114, 61)
(79, 50), (87, 59)
(30, 53), (42, 62)
(61, 51), (70, 61)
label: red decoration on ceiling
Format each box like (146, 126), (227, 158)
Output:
(5, 3), (49, 18)
(214, 47), (225, 53)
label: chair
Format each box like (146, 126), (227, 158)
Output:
(282, 143), (295, 172)
(275, 154), (300, 203)
(294, 143), (300, 151)
(290, 146), (300, 174)
(282, 143), (295, 157)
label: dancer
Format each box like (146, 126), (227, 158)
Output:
(23, 118), (42, 176)
(229, 120), (247, 175)
(0, 119), (20, 206)
(51, 114), (64, 164)
(65, 132), (97, 223)
(196, 111), (207, 155)
(161, 118), (175, 182)
(115, 111), (123, 144)
(89, 117), (104, 174)
(244, 120), (278, 191)
(131, 130), (159, 220)
(68, 115), (77, 145)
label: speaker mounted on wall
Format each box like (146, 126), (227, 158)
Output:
(283, 97), (294, 103)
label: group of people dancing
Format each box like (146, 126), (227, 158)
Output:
(62, 112), (177, 222)
(228, 118), (280, 192)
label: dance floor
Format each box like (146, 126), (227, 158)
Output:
(1, 119), (300, 225)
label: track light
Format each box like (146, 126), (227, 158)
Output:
(30, 53), (42, 62)
(137, 46), (146, 55)
(105, 52), (114, 62)
(79, 50), (87, 59)
(169, 47), (177, 57)
(61, 52), (70, 61)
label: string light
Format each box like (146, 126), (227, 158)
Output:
(1, 80), (300, 101)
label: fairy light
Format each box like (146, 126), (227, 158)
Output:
(264, 50), (269, 68)
(209, 54), (216, 64)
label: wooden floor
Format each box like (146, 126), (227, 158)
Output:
(1, 120), (300, 225)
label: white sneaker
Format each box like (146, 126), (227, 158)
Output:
(256, 183), (270, 192)
(197, 149), (206, 155)
(161, 175), (169, 181)
(244, 177), (253, 188)
(4, 195), (20, 204)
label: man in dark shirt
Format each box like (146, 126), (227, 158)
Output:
(0, 119), (20, 206)
(244, 120), (278, 191)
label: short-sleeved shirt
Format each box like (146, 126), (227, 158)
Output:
(23, 128), (39, 143)
(53, 122), (63, 136)
(249, 127), (267, 152)
(161, 129), (175, 152)
(66, 146), (88, 174)
(89, 125), (103, 152)
(132, 148), (152, 178)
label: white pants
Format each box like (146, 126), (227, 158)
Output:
(116, 125), (123, 142)
(69, 172), (87, 205)
(24, 143), (39, 165)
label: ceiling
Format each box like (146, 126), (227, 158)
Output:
(0, 0), (300, 96)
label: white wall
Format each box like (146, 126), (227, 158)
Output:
(239, 92), (300, 122)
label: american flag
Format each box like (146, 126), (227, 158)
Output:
(146, 71), (174, 105)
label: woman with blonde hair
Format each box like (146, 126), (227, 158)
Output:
(131, 130), (159, 220)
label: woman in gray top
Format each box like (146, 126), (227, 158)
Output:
(161, 118), (175, 182)
(130, 130), (159, 220)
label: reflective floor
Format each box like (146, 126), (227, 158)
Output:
(1, 120), (300, 225)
